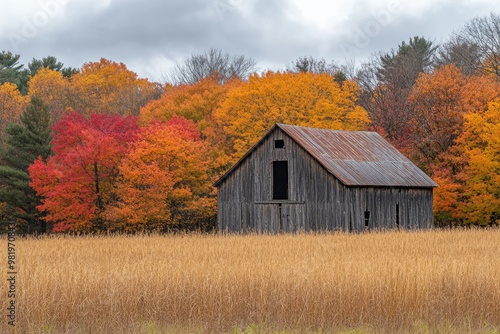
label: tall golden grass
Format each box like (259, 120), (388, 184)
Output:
(2, 229), (500, 333)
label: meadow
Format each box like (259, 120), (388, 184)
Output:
(1, 229), (500, 333)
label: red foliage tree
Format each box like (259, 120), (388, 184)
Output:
(29, 113), (139, 232)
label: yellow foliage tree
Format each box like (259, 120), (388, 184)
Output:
(69, 58), (160, 116)
(28, 68), (71, 123)
(455, 100), (500, 225)
(408, 68), (499, 226)
(215, 71), (370, 158)
(0, 82), (29, 137)
(139, 77), (239, 124)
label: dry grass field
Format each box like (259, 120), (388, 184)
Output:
(2, 229), (500, 333)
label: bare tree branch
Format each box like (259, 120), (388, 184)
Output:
(168, 48), (257, 85)
(454, 12), (500, 78)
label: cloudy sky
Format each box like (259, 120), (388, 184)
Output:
(1, 0), (499, 82)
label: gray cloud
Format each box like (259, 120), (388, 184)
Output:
(1, 0), (500, 82)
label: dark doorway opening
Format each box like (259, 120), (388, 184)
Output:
(396, 204), (400, 228)
(273, 161), (288, 200)
(364, 211), (370, 228)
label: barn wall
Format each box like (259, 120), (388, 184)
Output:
(347, 187), (434, 231)
(301, 148), (349, 232)
(217, 128), (308, 232)
(218, 128), (353, 232)
(217, 128), (434, 233)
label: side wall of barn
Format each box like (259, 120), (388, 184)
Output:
(347, 187), (434, 231)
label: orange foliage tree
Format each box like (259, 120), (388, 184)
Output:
(408, 65), (467, 167)
(458, 73), (500, 113)
(407, 66), (500, 225)
(27, 68), (71, 123)
(107, 117), (215, 231)
(140, 77), (241, 178)
(215, 71), (369, 158)
(0, 82), (29, 137)
(69, 58), (161, 116)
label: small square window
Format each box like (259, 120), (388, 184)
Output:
(274, 139), (284, 148)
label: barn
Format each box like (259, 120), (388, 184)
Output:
(214, 124), (438, 233)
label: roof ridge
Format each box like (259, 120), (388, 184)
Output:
(277, 123), (375, 134)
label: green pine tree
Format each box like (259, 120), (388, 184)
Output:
(0, 97), (52, 233)
(0, 51), (30, 94)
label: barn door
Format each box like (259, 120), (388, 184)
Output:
(256, 203), (305, 233)
(280, 203), (305, 232)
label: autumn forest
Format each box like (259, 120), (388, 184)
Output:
(1, 13), (499, 234)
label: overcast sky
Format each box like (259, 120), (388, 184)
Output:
(1, 0), (500, 82)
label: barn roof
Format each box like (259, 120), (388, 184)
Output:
(214, 124), (438, 188)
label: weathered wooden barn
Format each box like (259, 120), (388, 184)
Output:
(214, 124), (438, 233)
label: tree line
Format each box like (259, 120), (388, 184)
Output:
(1, 13), (499, 233)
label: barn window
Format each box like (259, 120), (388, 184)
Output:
(274, 139), (284, 148)
(364, 211), (370, 228)
(273, 161), (288, 200)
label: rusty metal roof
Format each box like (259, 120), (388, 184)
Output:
(214, 124), (438, 188)
(279, 124), (437, 187)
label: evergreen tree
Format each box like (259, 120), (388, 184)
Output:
(28, 56), (79, 78)
(0, 51), (29, 94)
(377, 36), (437, 88)
(357, 36), (437, 147)
(0, 97), (52, 233)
